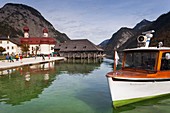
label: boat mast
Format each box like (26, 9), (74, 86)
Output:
(113, 50), (119, 71)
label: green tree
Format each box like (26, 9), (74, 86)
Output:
(35, 46), (40, 56)
(0, 46), (6, 54)
(21, 44), (30, 57)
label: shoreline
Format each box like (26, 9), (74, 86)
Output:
(0, 56), (65, 70)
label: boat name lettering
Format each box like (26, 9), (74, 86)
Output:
(130, 83), (146, 85)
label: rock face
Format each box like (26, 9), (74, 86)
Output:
(0, 3), (70, 42)
(102, 19), (152, 57)
(102, 11), (170, 57)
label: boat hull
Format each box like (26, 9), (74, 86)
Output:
(107, 77), (170, 108)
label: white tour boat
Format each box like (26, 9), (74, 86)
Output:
(106, 30), (170, 108)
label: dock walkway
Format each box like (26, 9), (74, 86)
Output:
(0, 57), (65, 70)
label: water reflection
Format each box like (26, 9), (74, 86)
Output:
(0, 62), (59, 106)
(25, 72), (30, 81)
(57, 58), (103, 75)
(0, 59), (103, 106)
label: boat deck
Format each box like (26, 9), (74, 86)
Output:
(106, 70), (170, 81)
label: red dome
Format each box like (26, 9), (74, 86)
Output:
(23, 26), (29, 32)
(43, 28), (48, 33)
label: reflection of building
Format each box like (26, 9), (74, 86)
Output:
(57, 59), (103, 74)
(54, 39), (104, 59)
(0, 62), (57, 105)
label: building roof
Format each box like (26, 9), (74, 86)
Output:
(0, 36), (57, 45)
(20, 37), (56, 45)
(10, 38), (21, 45)
(0, 36), (21, 45)
(54, 39), (103, 52)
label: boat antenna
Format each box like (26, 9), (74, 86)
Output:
(137, 30), (155, 48)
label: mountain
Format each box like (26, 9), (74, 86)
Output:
(133, 19), (152, 30)
(103, 19), (152, 56)
(0, 3), (70, 42)
(103, 11), (170, 57)
(98, 39), (109, 47)
(149, 11), (170, 46)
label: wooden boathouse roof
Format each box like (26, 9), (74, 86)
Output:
(54, 39), (103, 52)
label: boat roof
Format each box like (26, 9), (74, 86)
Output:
(124, 47), (170, 52)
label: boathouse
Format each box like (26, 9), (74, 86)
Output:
(54, 39), (104, 59)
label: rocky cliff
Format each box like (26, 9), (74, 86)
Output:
(0, 3), (70, 42)
(101, 11), (170, 57)
(101, 19), (152, 57)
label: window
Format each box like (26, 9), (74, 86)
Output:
(12, 46), (14, 49)
(7, 46), (9, 49)
(0, 40), (2, 43)
(65, 47), (67, 49)
(51, 47), (54, 50)
(161, 52), (170, 70)
(124, 51), (157, 71)
(7, 41), (9, 44)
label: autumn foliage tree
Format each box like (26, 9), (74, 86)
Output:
(21, 43), (30, 56)
(0, 46), (6, 54)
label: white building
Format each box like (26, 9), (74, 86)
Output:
(0, 36), (21, 54)
(21, 26), (56, 55)
(0, 27), (57, 55)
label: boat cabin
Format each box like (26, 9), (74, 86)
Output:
(115, 47), (170, 79)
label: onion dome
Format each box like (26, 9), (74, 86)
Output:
(23, 26), (29, 32)
(43, 28), (48, 33)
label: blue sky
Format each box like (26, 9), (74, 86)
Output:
(0, 0), (170, 44)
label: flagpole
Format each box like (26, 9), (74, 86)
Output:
(113, 50), (117, 71)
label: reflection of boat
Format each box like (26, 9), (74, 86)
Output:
(106, 30), (170, 108)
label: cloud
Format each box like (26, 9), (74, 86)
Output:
(0, 0), (170, 44)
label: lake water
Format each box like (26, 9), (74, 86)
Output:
(1, 58), (170, 113)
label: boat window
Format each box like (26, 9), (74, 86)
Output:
(161, 52), (170, 70)
(124, 51), (157, 71)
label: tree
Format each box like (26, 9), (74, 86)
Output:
(21, 43), (30, 57)
(0, 46), (6, 54)
(35, 46), (40, 56)
(32, 46), (40, 56)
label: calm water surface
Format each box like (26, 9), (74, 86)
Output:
(1, 58), (170, 113)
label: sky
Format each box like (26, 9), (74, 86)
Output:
(0, 0), (170, 44)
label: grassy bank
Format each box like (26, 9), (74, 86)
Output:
(0, 55), (5, 60)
